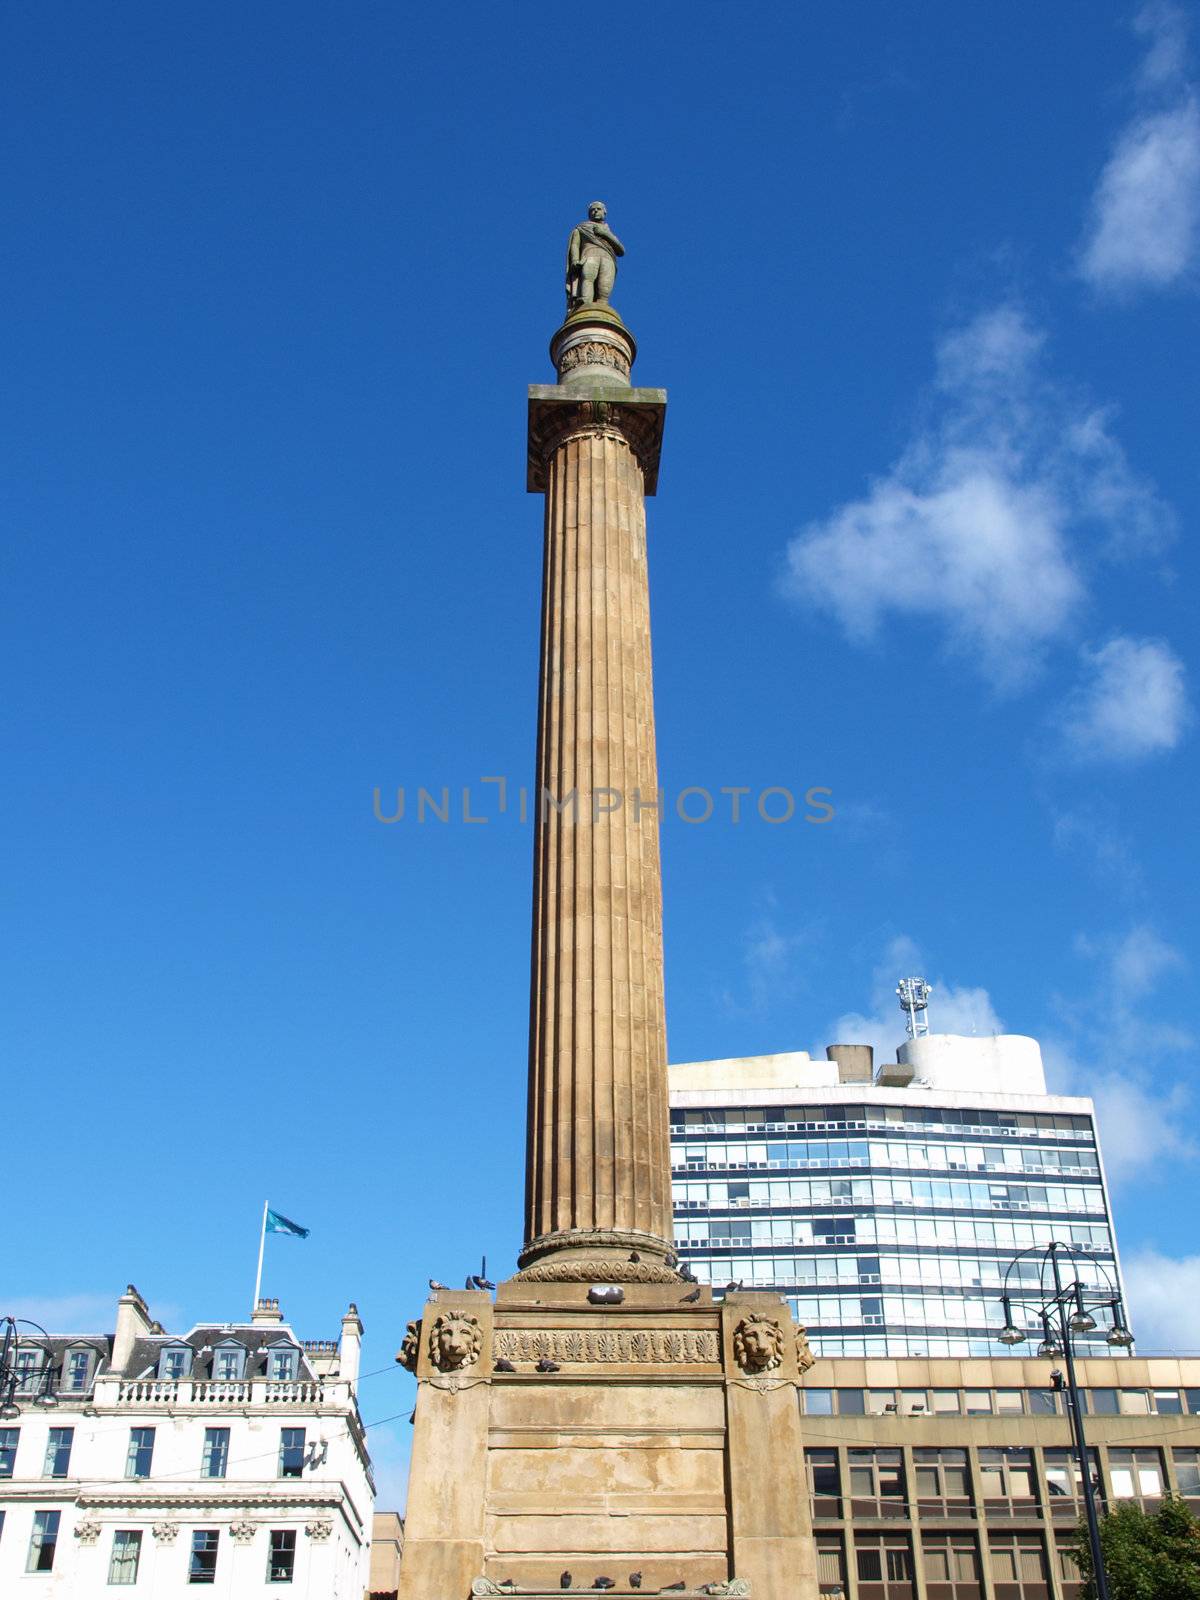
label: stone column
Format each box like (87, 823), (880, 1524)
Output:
(520, 308), (673, 1275)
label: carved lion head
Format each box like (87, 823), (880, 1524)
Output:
(733, 1313), (785, 1373)
(429, 1312), (482, 1372)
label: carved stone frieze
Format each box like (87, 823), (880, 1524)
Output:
(526, 393), (666, 496)
(557, 339), (631, 379)
(732, 1314), (785, 1374)
(73, 1521), (102, 1544)
(701, 1581), (752, 1596)
(471, 1580), (521, 1597)
(492, 1327), (718, 1365)
(429, 1311), (483, 1372)
(516, 1258), (680, 1285)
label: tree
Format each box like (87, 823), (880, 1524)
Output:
(1070, 1496), (1200, 1600)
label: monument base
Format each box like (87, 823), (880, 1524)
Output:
(395, 1284), (819, 1600)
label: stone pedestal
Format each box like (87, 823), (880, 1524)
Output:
(396, 1287), (818, 1600)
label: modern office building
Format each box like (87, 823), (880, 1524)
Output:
(669, 1018), (1124, 1358)
(0, 1285), (374, 1597)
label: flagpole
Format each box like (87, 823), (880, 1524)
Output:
(253, 1200), (269, 1314)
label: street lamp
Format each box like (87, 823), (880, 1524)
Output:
(0, 1316), (59, 1418)
(994, 1242), (1133, 1600)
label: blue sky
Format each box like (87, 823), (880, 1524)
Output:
(4, 2), (1198, 1505)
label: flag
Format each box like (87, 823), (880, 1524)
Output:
(266, 1208), (309, 1238)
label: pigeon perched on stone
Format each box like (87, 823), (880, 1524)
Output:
(428, 1278), (447, 1292)
(678, 1262), (698, 1284)
(681, 1286), (701, 1303)
(560, 1573), (572, 1591)
(723, 1279), (744, 1294)
(629, 1251), (640, 1262)
(629, 1573), (643, 1588)
(472, 1275), (497, 1290)
(665, 1249), (678, 1268)
(493, 1359), (516, 1372)
(662, 1584), (687, 1592)
(593, 1580), (615, 1591)
(536, 1357), (561, 1373)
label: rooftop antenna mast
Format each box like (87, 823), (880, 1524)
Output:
(897, 975), (933, 1039)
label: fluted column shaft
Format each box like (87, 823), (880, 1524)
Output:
(522, 414), (672, 1263)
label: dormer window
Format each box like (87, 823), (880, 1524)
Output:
(64, 1348), (95, 1392)
(212, 1341), (246, 1381)
(14, 1351), (42, 1393)
(158, 1345), (192, 1381)
(268, 1346), (299, 1382)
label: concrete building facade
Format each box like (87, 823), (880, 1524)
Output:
(669, 1036), (1122, 1358)
(0, 1286), (373, 1598)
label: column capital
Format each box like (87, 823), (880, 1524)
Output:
(526, 386), (667, 496)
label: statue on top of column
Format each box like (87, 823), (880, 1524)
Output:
(565, 201), (625, 312)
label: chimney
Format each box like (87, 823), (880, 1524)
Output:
(252, 1297), (283, 1325)
(826, 1043), (874, 1083)
(112, 1285), (152, 1373)
(339, 1303), (364, 1388)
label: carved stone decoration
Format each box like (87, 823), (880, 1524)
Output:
(74, 1521), (102, 1544)
(471, 1580), (522, 1597)
(396, 1320), (420, 1372)
(525, 397), (667, 497)
(732, 1314), (785, 1374)
(305, 1520), (333, 1541)
(701, 1581), (752, 1597)
(151, 1523), (179, 1544)
(229, 1522), (256, 1545)
(492, 1327), (719, 1365)
(558, 339), (631, 380)
(516, 1257), (680, 1285)
(795, 1323), (816, 1375)
(428, 1311), (483, 1372)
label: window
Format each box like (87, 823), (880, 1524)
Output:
(914, 1448), (971, 1511)
(43, 1427), (74, 1478)
(189, 1530), (219, 1584)
(931, 1389), (961, 1414)
(1186, 1389), (1200, 1415)
(1173, 1448), (1200, 1499)
(1153, 1389), (1183, 1415)
(923, 1534), (982, 1597)
(988, 1535), (1049, 1596)
(1055, 1544), (1084, 1598)
(201, 1428), (230, 1480)
(0, 1427), (17, 1477)
(979, 1448), (1036, 1506)
(212, 1343), (244, 1381)
(267, 1529), (297, 1583)
(15, 1351), (43, 1392)
(866, 1389), (896, 1415)
(108, 1530), (142, 1585)
(1108, 1448), (1164, 1503)
(855, 1533), (915, 1597)
(1119, 1389), (1151, 1415)
(27, 1510), (61, 1573)
(268, 1348), (298, 1382)
(964, 1390), (992, 1414)
(805, 1388), (834, 1415)
(816, 1537), (846, 1593)
(900, 1389), (928, 1415)
(837, 1387), (866, 1414)
(995, 1389), (1024, 1414)
(805, 1449), (840, 1516)
(849, 1449), (906, 1517)
(1088, 1388), (1119, 1414)
(66, 1350), (92, 1392)
(1044, 1449), (1101, 1519)
(278, 1427), (305, 1478)
(125, 1427), (155, 1479)
(159, 1346), (191, 1380)
(1028, 1388), (1058, 1415)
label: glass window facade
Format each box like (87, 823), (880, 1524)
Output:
(670, 1094), (1119, 1354)
(108, 1530), (142, 1585)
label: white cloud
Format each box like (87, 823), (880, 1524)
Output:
(1122, 1249), (1200, 1351)
(1058, 636), (1189, 762)
(3, 1293), (118, 1334)
(1051, 806), (1144, 896)
(782, 306), (1170, 688)
(1079, 5), (1200, 293)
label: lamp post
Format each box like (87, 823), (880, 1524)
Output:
(995, 1242), (1134, 1600)
(0, 1316), (59, 1419)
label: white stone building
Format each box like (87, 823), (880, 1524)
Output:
(0, 1286), (374, 1596)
